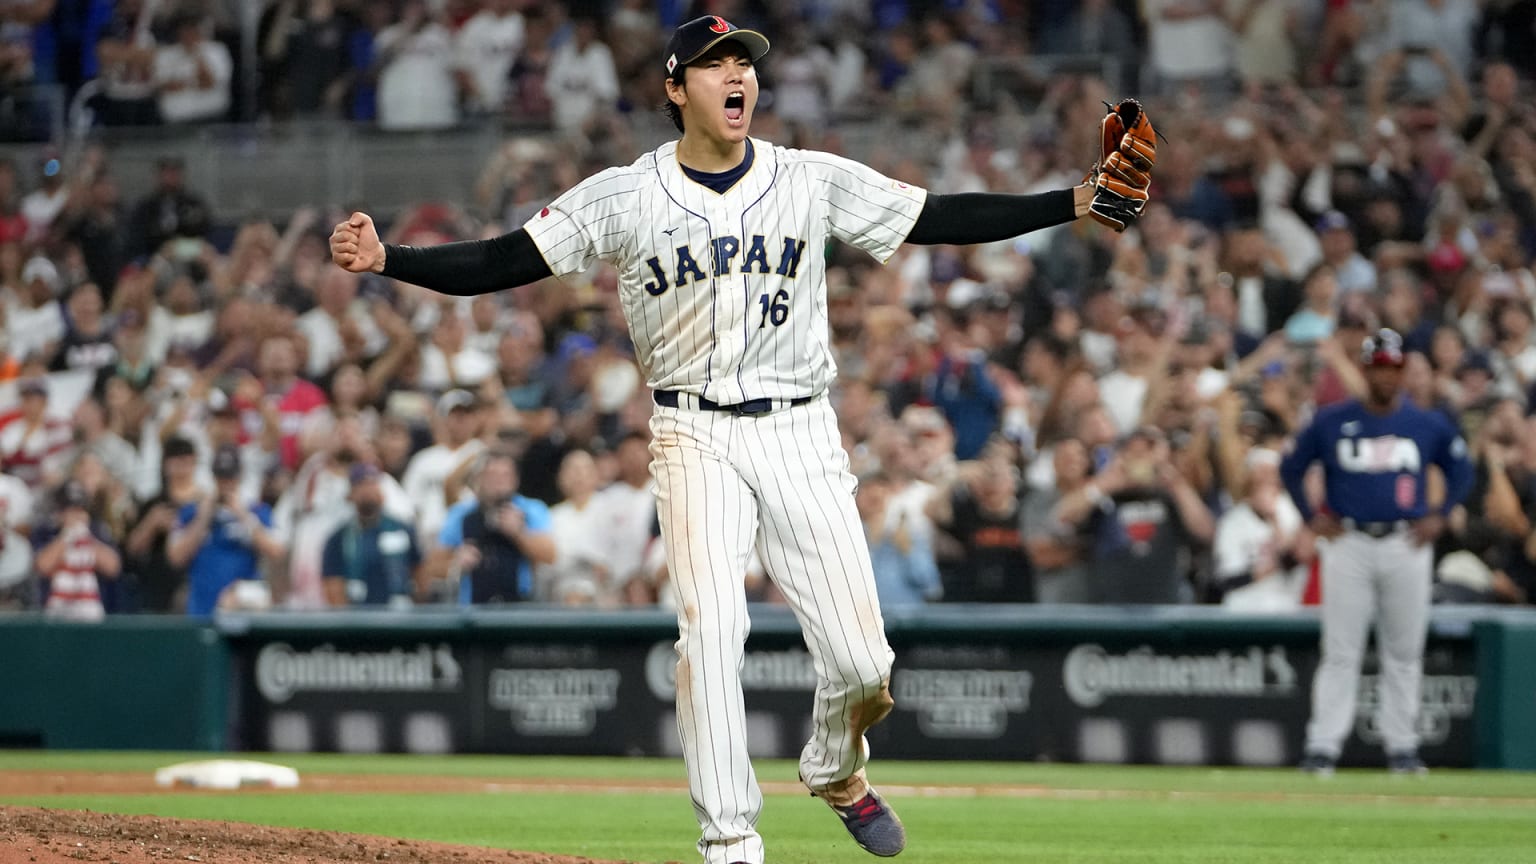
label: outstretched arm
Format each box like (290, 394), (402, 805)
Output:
(330, 212), (554, 296)
(904, 187), (1092, 246)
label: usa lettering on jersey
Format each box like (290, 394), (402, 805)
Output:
(1336, 436), (1421, 473)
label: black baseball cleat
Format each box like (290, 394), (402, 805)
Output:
(827, 789), (906, 857)
(1387, 751), (1428, 776)
(1299, 751), (1337, 777)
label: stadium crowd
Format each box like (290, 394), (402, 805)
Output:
(0, 0), (1535, 619)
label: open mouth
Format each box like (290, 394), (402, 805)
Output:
(725, 92), (745, 122)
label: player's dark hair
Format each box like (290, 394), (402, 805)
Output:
(663, 99), (685, 133)
(663, 69), (686, 133)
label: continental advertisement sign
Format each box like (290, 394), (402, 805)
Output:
(225, 619), (1479, 768)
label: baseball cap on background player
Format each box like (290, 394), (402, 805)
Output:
(1360, 328), (1406, 367)
(663, 15), (771, 79)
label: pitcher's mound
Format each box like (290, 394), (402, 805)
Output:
(0, 806), (621, 864)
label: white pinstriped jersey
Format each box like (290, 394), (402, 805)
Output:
(523, 138), (927, 404)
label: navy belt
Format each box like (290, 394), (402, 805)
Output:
(653, 389), (814, 416)
(1342, 518), (1410, 539)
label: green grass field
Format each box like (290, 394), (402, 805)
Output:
(3, 752), (1535, 864)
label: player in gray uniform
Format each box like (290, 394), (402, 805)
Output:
(332, 15), (1155, 862)
(1280, 329), (1473, 775)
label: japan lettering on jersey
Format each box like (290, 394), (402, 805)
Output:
(523, 139), (927, 404)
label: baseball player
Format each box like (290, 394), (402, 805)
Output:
(1280, 329), (1473, 775)
(332, 16), (1156, 863)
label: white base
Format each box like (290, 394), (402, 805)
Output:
(154, 759), (300, 790)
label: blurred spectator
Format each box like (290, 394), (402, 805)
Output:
(8, 256), (63, 361)
(1099, 307), (1168, 436)
(1315, 210), (1377, 296)
(261, 0), (350, 120)
(375, 412), (415, 481)
(127, 157), (210, 260)
(91, 0), (160, 126)
(771, 23), (835, 130)
(434, 448), (555, 604)
(455, 0), (525, 115)
(1, 377), (71, 489)
(0, 158), (26, 244)
(925, 441), (1033, 603)
(1435, 400), (1529, 603)
(542, 448), (612, 604)
(419, 302), (495, 389)
(168, 444), (284, 617)
(68, 394), (135, 491)
(21, 155), (67, 243)
(859, 470), (941, 609)
(1142, 0), (1234, 97)
(1229, 0), (1299, 88)
(592, 431), (655, 601)
(322, 462), (423, 607)
(54, 167), (127, 298)
(0, 0), (42, 127)
(1056, 426), (1215, 604)
(505, 3), (555, 123)
(1463, 60), (1521, 159)
(1224, 224), (1302, 344)
(297, 267), (383, 381)
(1282, 263), (1341, 346)
(1212, 447), (1306, 609)
(402, 388), (485, 552)
(32, 480), (120, 621)
(153, 12), (233, 124)
(122, 434), (199, 613)
(543, 13), (618, 136)
(0, 459), (33, 607)
(1383, 0), (1477, 99)
(887, 332), (1002, 460)
(375, 0), (459, 131)
(51, 282), (116, 384)
(257, 335), (329, 472)
(1490, 414), (1536, 604)
(1037, 0), (1137, 70)
(1023, 437), (1094, 604)
(1487, 299), (1536, 401)
(889, 15), (975, 125)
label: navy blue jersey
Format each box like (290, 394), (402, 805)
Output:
(1280, 399), (1474, 523)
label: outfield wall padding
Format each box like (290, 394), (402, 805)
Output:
(0, 617), (226, 750)
(1, 607), (1531, 769)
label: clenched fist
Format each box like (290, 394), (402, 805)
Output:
(330, 212), (386, 274)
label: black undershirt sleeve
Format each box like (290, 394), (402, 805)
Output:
(904, 189), (1079, 246)
(379, 228), (554, 296)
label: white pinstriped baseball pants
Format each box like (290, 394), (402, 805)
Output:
(650, 395), (895, 864)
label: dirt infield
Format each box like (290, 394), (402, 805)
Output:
(0, 772), (627, 864)
(0, 806), (620, 864)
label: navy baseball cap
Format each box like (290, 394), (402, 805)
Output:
(664, 15), (770, 77)
(1361, 328), (1405, 367)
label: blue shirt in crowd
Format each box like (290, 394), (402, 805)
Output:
(179, 501), (273, 617)
(438, 496), (552, 604)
